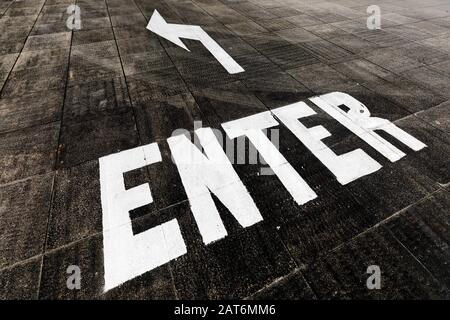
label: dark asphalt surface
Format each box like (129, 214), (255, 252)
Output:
(0, 0), (449, 299)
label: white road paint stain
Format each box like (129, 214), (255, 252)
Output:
(99, 92), (427, 292)
(167, 128), (263, 245)
(272, 102), (381, 185)
(310, 92), (427, 162)
(146, 10), (245, 74)
(222, 111), (317, 205)
(99, 143), (187, 292)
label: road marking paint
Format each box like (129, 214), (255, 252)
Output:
(222, 111), (317, 205)
(99, 143), (187, 292)
(310, 92), (427, 162)
(167, 128), (263, 245)
(272, 101), (382, 185)
(146, 10), (245, 74)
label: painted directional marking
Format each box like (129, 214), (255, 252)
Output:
(99, 92), (427, 292)
(146, 10), (245, 74)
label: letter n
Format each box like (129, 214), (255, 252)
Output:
(168, 128), (263, 244)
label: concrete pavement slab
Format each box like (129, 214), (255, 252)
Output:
(261, 44), (320, 70)
(0, 89), (63, 133)
(364, 49), (424, 74)
(390, 115), (450, 185)
(0, 173), (53, 268)
(2, 64), (67, 97)
(0, 53), (17, 90)
(302, 228), (449, 299)
(248, 269), (317, 300)
(401, 66), (450, 99)
(58, 111), (139, 168)
(386, 189), (450, 289)
(242, 70), (312, 108)
(46, 160), (102, 250)
(63, 76), (131, 124)
(225, 21), (268, 36)
(415, 100), (450, 133)
(275, 27), (321, 44)
(0, 256), (42, 299)
(254, 18), (296, 32)
(288, 62), (359, 93)
(22, 31), (71, 52)
(301, 40), (354, 64)
(167, 202), (298, 299)
(0, 122), (59, 183)
(393, 42), (450, 66)
(72, 28), (114, 46)
(370, 75), (447, 113)
(14, 47), (69, 71)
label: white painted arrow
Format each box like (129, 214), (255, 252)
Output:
(146, 10), (245, 74)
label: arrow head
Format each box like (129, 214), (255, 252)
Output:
(146, 10), (190, 51)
